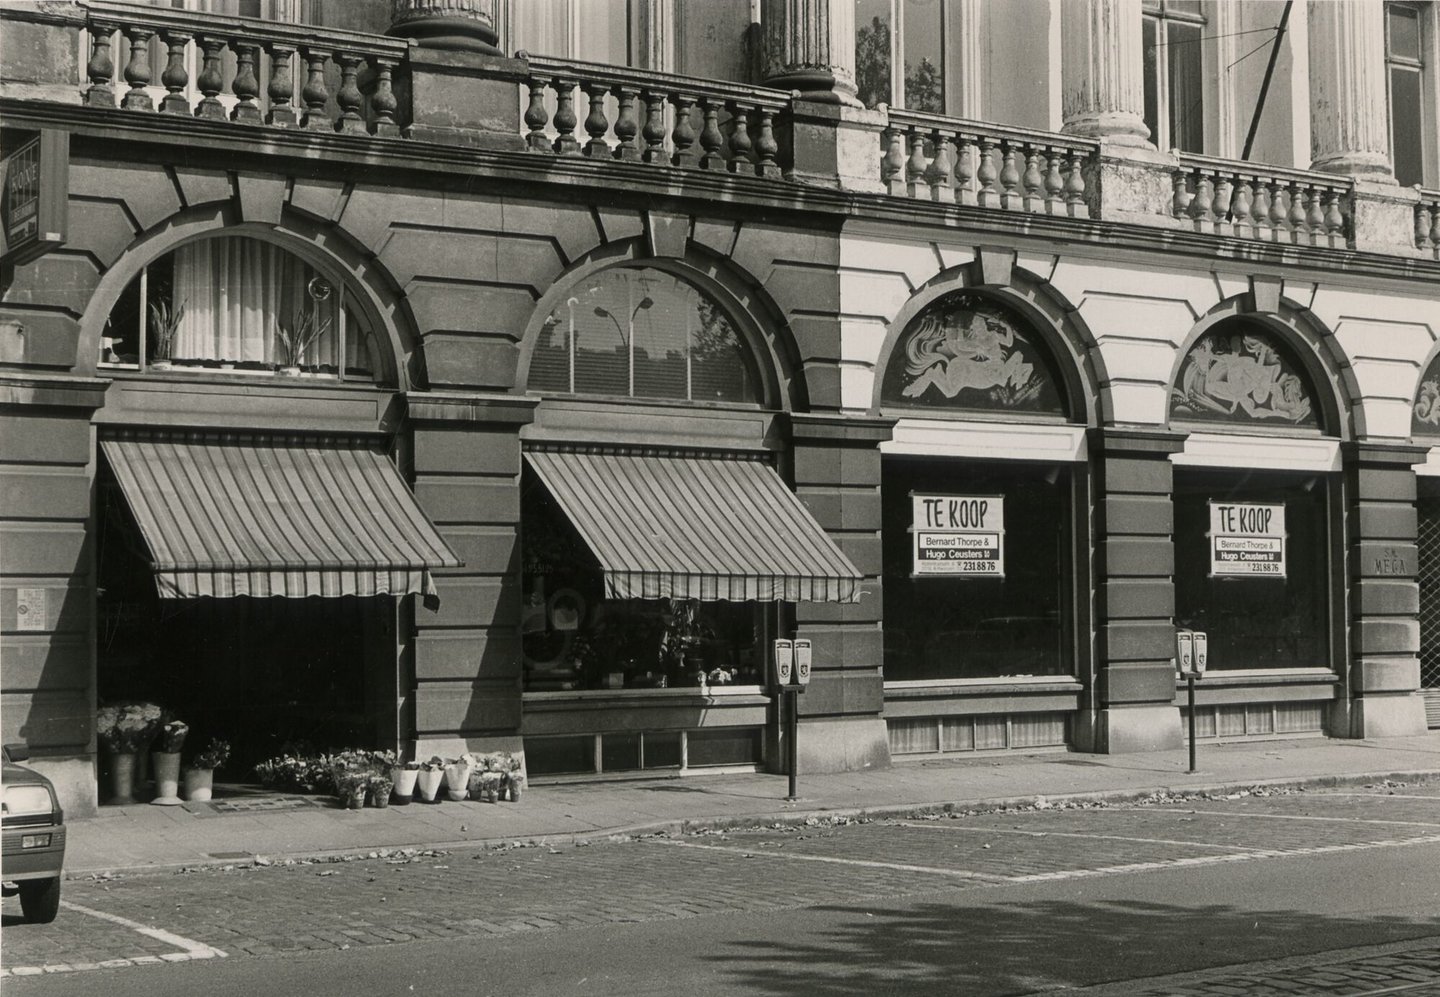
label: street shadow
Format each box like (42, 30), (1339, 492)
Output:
(703, 896), (1440, 997)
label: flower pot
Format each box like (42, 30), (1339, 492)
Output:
(183, 767), (214, 802)
(108, 751), (138, 805)
(370, 786), (392, 809)
(391, 766), (418, 804)
(151, 751), (183, 805)
(344, 786), (365, 809)
(443, 763), (471, 802)
(504, 773), (524, 803)
(415, 767), (443, 802)
(150, 359), (173, 371)
(277, 365), (301, 376)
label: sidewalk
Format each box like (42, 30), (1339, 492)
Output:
(66, 732), (1440, 877)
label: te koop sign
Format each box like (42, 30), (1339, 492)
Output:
(911, 494), (1004, 578)
(1209, 500), (1286, 577)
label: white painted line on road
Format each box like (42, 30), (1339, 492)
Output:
(891, 820), (1259, 852)
(654, 838), (1011, 882)
(1129, 807), (1440, 829)
(1322, 792), (1440, 802)
(0, 902), (228, 978)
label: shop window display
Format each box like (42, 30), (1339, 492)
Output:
(521, 469), (769, 692)
(1173, 469), (1330, 670)
(882, 458), (1073, 682)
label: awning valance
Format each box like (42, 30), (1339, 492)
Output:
(524, 449), (863, 603)
(101, 433), (461, 599)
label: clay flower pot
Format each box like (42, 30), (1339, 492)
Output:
(183, 767), (214, 802)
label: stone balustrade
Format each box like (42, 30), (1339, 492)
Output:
(81, 0), (410, 135)
(518, 55), (791, 179)
(1418, 191), (1440, 260)
(881, 109), (1099, 218)
(1171, 154), (1352, 249)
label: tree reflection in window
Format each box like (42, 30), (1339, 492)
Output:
(529, 267), (761, 403)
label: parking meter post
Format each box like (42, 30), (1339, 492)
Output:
(1187, 673), (1197, 773)
(787, 688), (799, 801)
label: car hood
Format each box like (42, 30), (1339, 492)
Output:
(2, 760), (51, 789)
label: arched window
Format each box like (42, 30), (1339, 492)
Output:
(528, 266), (761, 404)
(880, 292), (1068, 416)
(100, 236), (382, 383)
(1414, 350), (1440, 437)
(1170, 325), (1319, 429)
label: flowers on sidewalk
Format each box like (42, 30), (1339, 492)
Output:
(95, 702), (163, 754)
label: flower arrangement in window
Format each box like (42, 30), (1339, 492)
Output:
(275, 282), (334, 374)
(147, 298), (185, 370)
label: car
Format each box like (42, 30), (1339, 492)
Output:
(1, 742), (66, 923)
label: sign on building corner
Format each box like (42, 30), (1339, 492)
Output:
(1, 129), (69, 267)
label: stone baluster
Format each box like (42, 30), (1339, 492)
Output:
(1305, 186), (1326, 245)
(698, 98), (727, 172)
(925, 131), (954, 204)
(300, 48), (333, 131)
(551, 79), (580, 155)
(614, 87), (642, 162)
(1212, 174), (1233, 237)
(882, 128), (906, 196)
(1430, 205), (1440, 255)
(121, 26), (154, 111)
(332, 51), (366, 134)
(231, 42), (263, 123)
(1418, 205), (1436, 252)
(1267, 181), (1287, 242)
(641, 90), (668, 164)
(523, 78), (550, 151)
(1287, 182), (1309, 243)
(370, 57), (400, 137)
(905, 128), (928, 199)
(1065, 151), (1088, 218)
(999, 141), (1022, 210)
(581, 82), (611, 158)
(1324, 189), (1347, 247)
(265, 43), (298, 127)
(671, 95), (699, 168)
(1044, 150), (1065, 214)
(1231, 179), (1254, 239)
(86, 23), (116, 107)
(194, 36), (228, 120)
(1021, 148), (1044, 212)
(754, 108), (781, 178)
(1188, 171), (1215, 234)
(159, 30), (192, 115)
(1251, 181), (1272, 241)
(976, 137), (1000, 208)
(954, 139), (977, 207)
(726, 101), (753, 174)
(1171, 172), (1191, 218)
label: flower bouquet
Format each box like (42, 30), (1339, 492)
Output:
(367, 772), (394, 809)
(415, 756), (445, 802)
(184, 737), (230, 802)
(157, 720), (189, 753)
(95, 702), (163, 755)
(443, 755), (473, 802)
(151, 720), (189, 806)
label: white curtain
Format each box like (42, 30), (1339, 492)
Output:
(172, 238), (342, 367)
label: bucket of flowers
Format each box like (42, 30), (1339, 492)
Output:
(151, 720), (188, 806)
(95, 701), (163, 805)
(184, 737), (230, 802)
(415, 756), (445, 802)
(391, 760), (420, 804)
(443, 754), (474, 802)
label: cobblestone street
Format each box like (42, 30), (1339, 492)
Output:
(5, 784), (1440, 995)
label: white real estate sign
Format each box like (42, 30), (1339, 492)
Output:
(1209, 501), (1286, 577)
(912, 494), (1004, 577)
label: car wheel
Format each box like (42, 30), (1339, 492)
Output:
(18, 877), (60, 924)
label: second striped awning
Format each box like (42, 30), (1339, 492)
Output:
(524, 449), (863, 603)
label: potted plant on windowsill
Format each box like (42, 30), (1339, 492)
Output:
(183, 738), (230, 802)
(147, 298), (184, 371)
(276, 281), (333, 376)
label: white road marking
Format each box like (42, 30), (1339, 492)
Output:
(891, 820), (1259, 852)
(1321, 792), (1440, 802)
(1125, 807), (1440, 829)
(654, 838), (1011, 881)
(0, 902), (227, 978)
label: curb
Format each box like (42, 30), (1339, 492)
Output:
(63, 767), (1440, 881)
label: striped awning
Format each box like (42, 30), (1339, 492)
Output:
(525, 449), (862, 603)
(101, 432), (462, 599)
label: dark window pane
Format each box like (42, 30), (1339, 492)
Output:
(525, 736), (595, 776)
(687, 728), (761, 767)
(1173, 471), (1329, 670)
(882, 459), (1071, 681)
(1390, 66), (1424, 188)
(1388, 5), (1421, 61)
(855, 0), (892, 108)
(1143, 17), (1161, 146)
(1168, 20), (1205, 153)
(601, 732), (641, 772)
(903, 0), (943, 112)
(1167, 0), (1204, 15)
(644, 731), (683, 769)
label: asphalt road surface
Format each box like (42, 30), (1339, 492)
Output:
(5, 781), (1440, 996)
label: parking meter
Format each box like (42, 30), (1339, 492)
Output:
(772, 639), (794, 687)
(1192, 631), (1208, 677)
(793, 639), (812, 687)
(1175, 629), (1195, 675)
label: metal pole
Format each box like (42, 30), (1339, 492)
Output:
(1240, 0), (1293, 162)
(786, 689), (799, 801)
(1187, 675), (1198, 773)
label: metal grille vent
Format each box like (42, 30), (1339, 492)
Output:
(1416, 497), (1440, 727)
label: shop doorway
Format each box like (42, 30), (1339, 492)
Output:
(1417, 486), (1440, 728)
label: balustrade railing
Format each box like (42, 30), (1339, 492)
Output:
(1418, 191), (1440, 260)
(518, 55), (790, 178)
(1171, 155), (1352, 248)
(81, 0), (409, 135)
(881, 109), (1099, 218)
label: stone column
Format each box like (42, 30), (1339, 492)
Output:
(761, 0), (859, 106)
(788, 413), (893, 774)
(1088, 429), (1185, 753)
(1307, 0), (1392, 179)
(1345, 443), (1429, 737)
(1060, 0), (1150, 146)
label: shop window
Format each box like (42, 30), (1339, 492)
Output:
(855, 0), (945, 112)
(1387, 2), (1428, 188)
(521, 466), (771, 692)
(528, 266), (761, 403)
(880, 293), (1068, 416)
(100, 237), (381, 382)
(1170, 326), (1320, 429)
(882, 458), (1073, 682)
(1142, 0), (1207, 153)
(1173, 469), (1330, 671)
